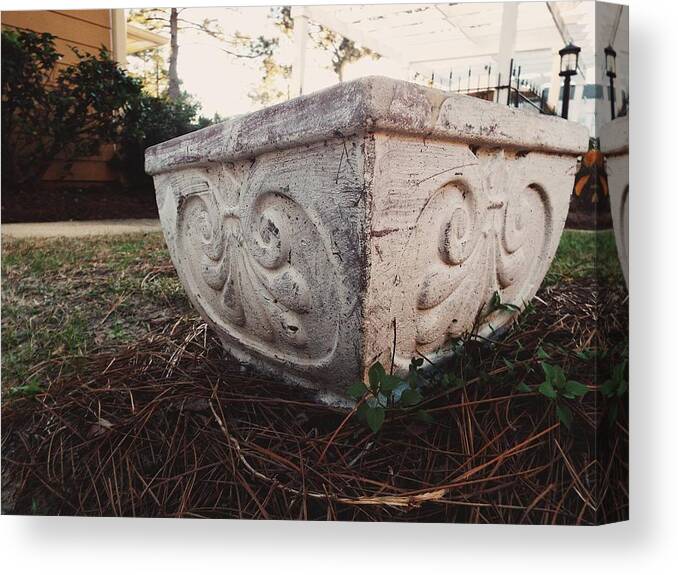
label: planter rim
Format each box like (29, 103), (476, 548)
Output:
(145, 75), (589, 176)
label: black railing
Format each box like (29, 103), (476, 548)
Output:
(431, 58), (556, 116)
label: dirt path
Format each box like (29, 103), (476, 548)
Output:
(1, 219), (161, 239)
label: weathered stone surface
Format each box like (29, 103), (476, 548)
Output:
(146, 76), (588, 401)
(600, 116), (629, 286)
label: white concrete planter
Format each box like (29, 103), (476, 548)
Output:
(146, 77), (588, 400)
(600, 116), (629, 286)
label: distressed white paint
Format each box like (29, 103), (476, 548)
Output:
(146, 77), (588, 400)
(600, 116), (629, 286)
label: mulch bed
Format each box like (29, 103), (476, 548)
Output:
(1, 278), (628, 523)
(1, 186), (158, 223)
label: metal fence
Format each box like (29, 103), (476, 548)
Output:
(430, 58), (556, 116)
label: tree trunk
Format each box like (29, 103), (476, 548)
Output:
(168, 8), (180, 101)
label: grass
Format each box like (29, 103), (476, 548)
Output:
(545, 229), (623, 285)
(1, 229), (623, 395)
(1, 232), (194, 394)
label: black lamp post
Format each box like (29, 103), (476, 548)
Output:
(605, 44), (617, 120)
(559, 43), (580, 119)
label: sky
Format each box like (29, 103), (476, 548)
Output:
(127, 7), (401, 119)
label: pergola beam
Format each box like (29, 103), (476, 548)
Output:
(301, 5), (434, 79)
(290, 5), (309, 97)
(496, 2), (518, 102)
(409, 46), (554, 66)
(546, 1), (586, 76)
(291, 3), (591, 95)
(546, 1), (573, 44)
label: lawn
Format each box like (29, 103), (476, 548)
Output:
(1, 228), (628, 523)
(1, 228), (622, 394)
(544, 228), (622, 285)
(1, 233), (194, 394)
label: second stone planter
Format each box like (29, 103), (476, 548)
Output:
(600, 116), (629, 286)
(146, 76), (588, 401)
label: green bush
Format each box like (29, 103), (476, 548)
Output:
(1, 29), (142, 192)
(2, 28), (212, 194)
(113, 91), (211, 190)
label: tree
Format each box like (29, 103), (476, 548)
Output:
(113, 90), (208, 189)
(129, 8), (277, 101)
(272, 5), (294, 37)
(248, 55), (292, 106)
(1, 29), (142, 192)
(128, 46), (169, 97)
(309, 27), (378, 82)
(272, 6), (379, 83)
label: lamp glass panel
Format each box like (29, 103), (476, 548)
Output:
(561, 52), (577, 73)
(606, 52), (616, 74)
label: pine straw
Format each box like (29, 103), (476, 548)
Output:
(1, 278), (628, 523)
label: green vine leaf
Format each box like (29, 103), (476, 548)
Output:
(365, 405), (385, 433)
(538, 380), (557, 400)
(556, 404), (573, 429)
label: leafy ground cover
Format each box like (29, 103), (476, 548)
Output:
(1, 232), (192, 393)
(1, 229), (628, 523)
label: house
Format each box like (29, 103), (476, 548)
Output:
(1, 9), (166, 186)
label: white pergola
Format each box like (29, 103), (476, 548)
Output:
(291, 2), (628, 113)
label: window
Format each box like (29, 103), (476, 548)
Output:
(582, 84), (603, 99)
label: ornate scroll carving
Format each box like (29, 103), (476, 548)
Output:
(147, 77), (586, 396)
(406, 149), (552, 352)
(165, 167), (339, 366)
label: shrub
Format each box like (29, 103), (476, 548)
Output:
(2, 29), (212, 195)
(1, 29), (142, 192)
(113, 91), (210, 190)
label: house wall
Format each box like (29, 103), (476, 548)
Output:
(1, 10), (119, 185)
